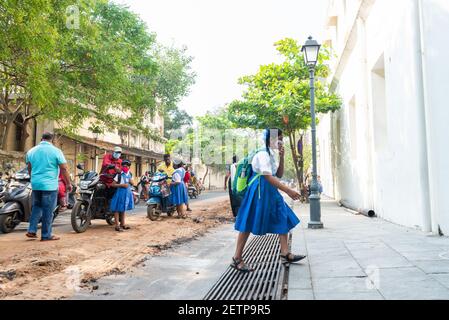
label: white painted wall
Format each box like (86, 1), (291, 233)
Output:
(318, 0), (449, 233)
(419, 0), (449, 234)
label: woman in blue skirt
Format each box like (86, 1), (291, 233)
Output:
(232, 129), (306, 272)
(169, 159), (189, 219)
(110, 160), (135, 232)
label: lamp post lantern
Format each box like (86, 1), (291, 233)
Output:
(302, 36), (323, 229)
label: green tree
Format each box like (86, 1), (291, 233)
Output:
(228, 38), (341, 187)
(164, 108), (193, 138)
(0, 1), (195, 150)
(167, 107), (252, 186)
(152, 45), (196, 138)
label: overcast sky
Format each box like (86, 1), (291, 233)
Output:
(113, 0), (329, 117)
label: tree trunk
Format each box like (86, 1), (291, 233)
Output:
(1, 119), (15, 151)
(298, 134), (305, 188)
(288, 131), (302, 188)
(19, 117), (34, 152)
(202, 165), (209, 182)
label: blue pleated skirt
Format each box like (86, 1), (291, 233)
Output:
(110, 187), (135, 212)
(235, 174), (300, 236)
(170, 183), (188, 206)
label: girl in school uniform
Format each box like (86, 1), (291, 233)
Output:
(232, 129), (307, 272)
(170, 159), (189, 219)
(110, 159), (135, 232)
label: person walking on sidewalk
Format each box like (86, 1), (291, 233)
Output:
(226, 155), (239, 218)
(169, 159), (189, 219)
(25, 132), (72, 241)
(109, 160), (135, 232)
(231, 129), (306, 272)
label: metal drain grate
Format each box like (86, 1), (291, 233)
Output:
(204, 234), (288, 300)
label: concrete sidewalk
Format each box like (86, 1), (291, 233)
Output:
(288, 200), (449, 300)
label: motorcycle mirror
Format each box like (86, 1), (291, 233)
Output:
(76, 164), (84, 170)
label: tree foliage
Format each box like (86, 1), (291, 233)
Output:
(228, 38), (341, 186)
(0, 0), (195, 149)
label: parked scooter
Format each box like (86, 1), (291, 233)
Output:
(132, 186), (140, 206)
(146, 172), (175, 221)
(0, 168), (60, 233)
(67, 182), (77, 210)
(71, 164), (116, 233)
(188, 183), (198, 199)
(0, 174), (6, 207)
(137, 172), (151, 201)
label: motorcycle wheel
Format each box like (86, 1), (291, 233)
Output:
(0, 213), (18, 234)
(71, 201), (91, 233)
(106, 215), (115, 226)
(147, 204), (160, 221)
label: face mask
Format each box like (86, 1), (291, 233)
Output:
(122, 167), (130, 174)
(112, 152), (121, 160)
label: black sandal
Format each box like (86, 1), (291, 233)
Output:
(121, 225), (131, 230)
(280, 253), (307, 265)
(115, 226), (123, 232)
(230, 257), (254, 273)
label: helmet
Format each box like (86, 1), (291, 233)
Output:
(172, 158), (183, 166)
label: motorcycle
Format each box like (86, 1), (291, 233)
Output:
(132, 186), (140, 206)
(137, 173), (151, 201)
(0, 174), (6, 204)
(188, 183), (198, 199)
(146, 172), (175, 221)
(71, 164), (117, 233)
(0, 168), (60, 234)
(67, 182), (77, 210)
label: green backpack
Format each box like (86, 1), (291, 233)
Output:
(232, 148), (265, 203)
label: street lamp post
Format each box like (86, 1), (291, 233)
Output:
(302, 36), (323, 229)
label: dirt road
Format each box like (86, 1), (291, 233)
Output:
(0, 192), (232, 300)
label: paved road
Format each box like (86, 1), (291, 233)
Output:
(71, 191), (234, 300)
(73, 223), (236, 300)
(0, 190), (229, 236)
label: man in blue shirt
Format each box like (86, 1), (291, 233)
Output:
(25, 132), (72, 241)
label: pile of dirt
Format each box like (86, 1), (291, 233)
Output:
(0, 198), (232, 300)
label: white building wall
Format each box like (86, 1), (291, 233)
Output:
(418, 0), (449, 234)
(319, 0), (449, 233)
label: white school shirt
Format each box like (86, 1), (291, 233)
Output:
(172, 168), (184, 183)
(251, 149), (278, 176)
(230, 163), (237, 182)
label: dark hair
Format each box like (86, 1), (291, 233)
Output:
(265, 128), (283, 153)
(232, 155), (238, 164)
(163, 154), (170, 160)
(42, 132), (54, 141)
(122, 160), (131, 167)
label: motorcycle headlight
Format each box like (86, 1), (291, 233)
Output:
(80, 181), (91, 190)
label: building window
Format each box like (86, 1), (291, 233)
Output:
(371, 54), (387, 153)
